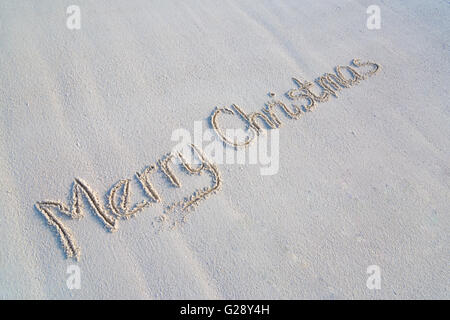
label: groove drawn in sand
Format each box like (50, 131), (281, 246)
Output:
(108, 179), (150, 219)
(35, 202), (81, 260)
(36, 58), (380, 260)
(211, 59), (380, 149)
(74, 178), (118, 230)
(170, 144), (223, 211)
(159, 153), (182, 188)
(35, 178), (119, 260)
(179, 145), (222, 211)
(158, 144), (223, 228)
(211, 107), (255, 148)
(36, 143), (222, 260)
(135, 165), (161, 203)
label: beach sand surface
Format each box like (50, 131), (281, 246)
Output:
(0, 0), (448, 299)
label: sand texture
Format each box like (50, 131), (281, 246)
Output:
(0, 0), (449, 299)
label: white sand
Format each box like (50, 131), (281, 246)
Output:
(0, 0), (448, 299)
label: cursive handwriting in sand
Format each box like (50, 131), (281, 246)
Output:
(36, 144), (222, 260)
(211, 59), (380, 148)
(36, 59), (380, 260)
